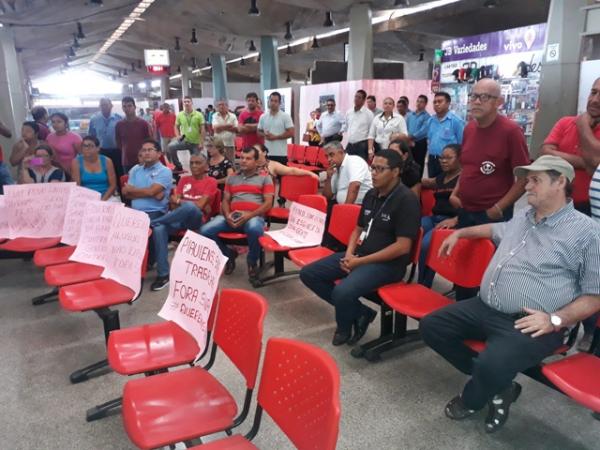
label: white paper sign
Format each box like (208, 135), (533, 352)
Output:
(4, 182), (75, 238)
(101, 207), (150, 298)
(265, 202), (326, 249)
(0, 196), (9, 239)
(60, 187), (102, 245)
(158, 230), (227, 356)
(546, 43), (560, 62)
(69, 201), (124, 266)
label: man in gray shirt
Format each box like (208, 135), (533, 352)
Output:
(257, 91), (294, 164)
(420, 155), (600, 433)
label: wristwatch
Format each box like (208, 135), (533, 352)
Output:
(550, 314), (563, 330)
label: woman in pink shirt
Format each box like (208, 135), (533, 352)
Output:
(46, 112), (82, 176)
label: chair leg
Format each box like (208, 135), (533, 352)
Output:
(31, 288), (59, 306)
(86, 396), (122, 422)
(251, 252), (300, 288)
(350, 304), (395, 359)
(70, 359), (110, 384)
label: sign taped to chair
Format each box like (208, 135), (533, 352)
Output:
(101, 207), (150, 299)
(265, 202), (326, 248)
(4, 182), (75, 238)
(158, 230), (228, 357)
(60, 186), (102, 245)
(0, 196), (8, 239)
(69, 201), (124, 267)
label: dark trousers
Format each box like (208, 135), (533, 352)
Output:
(322, 134), (343, 145)
(100, 148), (124, 186)
(420, 296), (564, 410)
(299, 252), (404, 332)
(346, 140), (369, 161)
(412, 139), (427, 178)
(427, 155), (442, 178)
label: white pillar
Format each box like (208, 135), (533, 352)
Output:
(160, 75), (169, 101)
(181, 67), (191, 97)
(347, 3), (373, 80)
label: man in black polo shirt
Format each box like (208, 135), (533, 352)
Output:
(300, 149), (421, 346)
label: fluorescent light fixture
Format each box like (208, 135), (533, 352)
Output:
(137, 81), (147, 89)
(150, 79), (161, 87)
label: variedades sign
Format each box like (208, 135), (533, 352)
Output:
(441, 24), (546, 62)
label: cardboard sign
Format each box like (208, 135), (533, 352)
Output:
(69, 201), (124, 267)
(4, 182), (75, 238)
(158, 230), (228, 357)
(60, 187), (102, 245)
(101, 207), (150, 298)
(0, 196), (9, 239)
(266, 202), (326, 248)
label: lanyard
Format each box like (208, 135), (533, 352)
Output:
(361, 183), (401, 242)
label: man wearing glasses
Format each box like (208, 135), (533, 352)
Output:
(300, 149), (420, 347)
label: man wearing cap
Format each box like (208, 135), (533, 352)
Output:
(420, 155), (600, 434)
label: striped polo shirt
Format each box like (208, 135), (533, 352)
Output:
(225, 170), (274, 211)
(590, 165), (600, 222)
(480, 202), (600, 314)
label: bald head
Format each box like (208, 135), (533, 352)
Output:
(469, 79), (503, 126)
(587, 78), (600, 119)
(474, 79), (501, 97)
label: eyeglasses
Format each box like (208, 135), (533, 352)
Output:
(370, 165), (391, 173)
(469, 93), (498, 103)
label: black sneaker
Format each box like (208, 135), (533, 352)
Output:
(484, 381), (522, 433)
(332, 329), (352, 346)
(347, 307), (377, 345)
(151, 276), (169, 291)
(224, 249), (238, 275)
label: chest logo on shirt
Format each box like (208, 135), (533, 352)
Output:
(183, 183), (192, 193)
(380, 213), (391, 222)
(480, 161), (496, 175)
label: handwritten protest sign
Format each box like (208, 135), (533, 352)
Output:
(60, 187), (102, 245)
(4, 182), (75, 238)
(0, 196), (9, 239)
(265, 202), (326, 248)
(69, 201), (123, 266)
(158, 230), (228, 356)
(101, 207), (150, 298)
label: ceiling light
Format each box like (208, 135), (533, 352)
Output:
(286, 44), (292, 55)
(177, 65), (181, 73)
(311, 36), (319, 48)
(258, 53), (261, 62)
(286, 72), (291, 83)
(174, 37), (181, 51)
(248, 0), (260, 16)
(240, 57), (246, 66)
(284, 21), (293, 41)
(206, 57), (211, 67)
(190, 28), (198, 44)
(76, 22), (86, 39)
(72, 34), (80, 49)
(483, 0), (498, 7)
(323, 11), (334, 27)
(395, 0), (410, 6)
(418, 49), (424, 61)
(68, 46), (76, 58)
(249, 40), (257, 51)
(191, 57), (197, 69)
(137, 81), (147, 89)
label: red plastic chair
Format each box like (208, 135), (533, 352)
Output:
(288, 203), (361, 268)
(122, 289), (268, 450)
(0, 237), (61, 254)
(28, 245), (78, 306)
(317, 147), (330, 169)
(58, 238), (151, 385)
(84, 291), (221, 422)
(189, 338), (341, 450)
(119, 175), (129, 190)
(296, 145), (322, 171)
(420, 188), (435, 217)
(267, 175), (319, 223)
(286, 143), (294, 160)
(288, 144), (306, 167)
(255, 194), (328, 287)
(44, 261), (105, 288)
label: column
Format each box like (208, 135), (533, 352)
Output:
(347, 3), (373, 81)
(530, 0), (587, 157)
(260, 36), (279, 94)
(160, 75), (169, 101)
(210, 53), (228, 100)
(181, 66), (191, 97)
(0, 27), (27, 161)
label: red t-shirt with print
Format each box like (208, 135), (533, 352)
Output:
(176, 175), (219, 218)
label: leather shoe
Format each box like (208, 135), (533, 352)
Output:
(445, 395), (477, 420)
(484, 381), (522, 433)
(332, 329), (351, 346)
(224, 248), (238, 275)
(348, 307), (377, 345)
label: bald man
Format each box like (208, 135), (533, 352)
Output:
(89, 97), (123, 180)
(450, 79), (530, 299)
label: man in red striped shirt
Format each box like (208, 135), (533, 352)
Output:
(200, 146), (274, 280)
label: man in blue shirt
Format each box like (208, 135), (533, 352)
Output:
(427, 92), (465, 177)
(89, 98), (123, 182)
(407, 95), (431, 177)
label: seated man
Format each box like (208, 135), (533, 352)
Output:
(149, 153), (218, 291)
(300, 150), (420, 346)
(200, 146), (274, 280)
(420, 155), (600, 433)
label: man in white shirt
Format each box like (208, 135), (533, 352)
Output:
(258, 91), (295, 164)
(344, 89), (374, 161)
(212, 99), (238, 163)
(323, 141), (372, 205)
(316, 98), (345, 145)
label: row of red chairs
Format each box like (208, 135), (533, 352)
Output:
(287, 144), (329, 172)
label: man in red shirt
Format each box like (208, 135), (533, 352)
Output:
(150, 153), (218, 290)
(115, 96), (152, 173)
(237, 92), (264, 148)
(155, 103), (177, 163)
(540, 97), (600, 213)
(452, 79), (529, 299)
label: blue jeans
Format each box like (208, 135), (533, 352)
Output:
(200, 215), (265, 265)
(0, 162), (14, 194)
(299, 252), (405, 332)
(418, 215), (450, 287)
(150, 202), (203, 277)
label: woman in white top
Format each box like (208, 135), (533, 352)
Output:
(367, 97), (408, 159)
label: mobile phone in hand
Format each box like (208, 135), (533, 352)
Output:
(231, 211), (243, 222)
